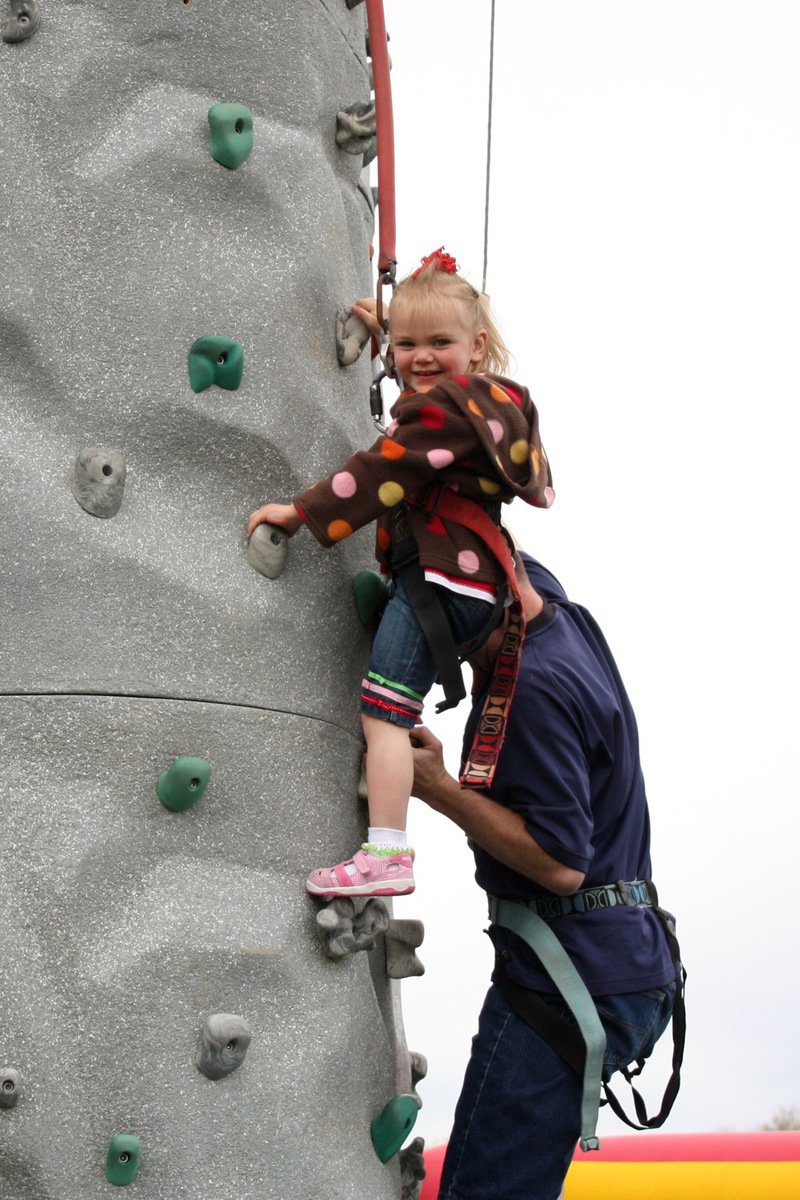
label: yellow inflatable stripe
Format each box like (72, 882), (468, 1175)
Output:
(564, 1160), (800, 1200)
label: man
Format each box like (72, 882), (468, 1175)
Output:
(411, 553), (682, 1200)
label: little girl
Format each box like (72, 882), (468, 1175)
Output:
(247, 248), (553, 899)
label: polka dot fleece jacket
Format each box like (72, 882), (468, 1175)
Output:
(293, 374), (554, 590)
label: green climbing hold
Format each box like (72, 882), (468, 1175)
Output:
(157, 757), (211, 812)
(188, 336), (244, 393)
(105, 1134), (141, 1186)
(370, 1094), (419, 1163)
(208, 103), (254, 170)
(352, 569), (388, 629)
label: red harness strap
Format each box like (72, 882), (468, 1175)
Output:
(432, 490), (524, 789)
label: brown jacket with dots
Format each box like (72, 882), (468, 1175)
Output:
(293, 373), (554, 588)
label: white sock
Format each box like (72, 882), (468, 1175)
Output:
(367, 827), (408, 852)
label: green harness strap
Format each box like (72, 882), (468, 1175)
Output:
(488, 895), (605, 1152)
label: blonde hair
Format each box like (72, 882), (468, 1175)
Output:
(389, 259), (510, 376)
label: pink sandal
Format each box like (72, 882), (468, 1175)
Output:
(306, 846), (415, 898)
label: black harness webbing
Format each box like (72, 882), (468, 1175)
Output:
(388, 500), (505, 714)
(494, 880), (686, 1140)
(602, 896), (687, 1133)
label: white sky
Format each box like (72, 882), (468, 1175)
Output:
(379, 0), (800, 1145)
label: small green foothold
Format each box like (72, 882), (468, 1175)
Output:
(157, 757), (211, 812)
(352, 569), (388, 629)
(105, 1134), (141, 1186)
(208, 103), (254, 169)
(370, 1094), (419, 1163)
(188, 336), (244, 393)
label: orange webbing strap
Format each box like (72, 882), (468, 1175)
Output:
(433, 491), (523, 789)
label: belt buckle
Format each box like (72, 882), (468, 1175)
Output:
(616, 879), (638, 907)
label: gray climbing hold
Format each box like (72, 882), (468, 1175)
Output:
(399, 1136), (426, 1200)
(336, 101), (376, 166)
(70, 448), (127, 519)
(410, 1050), (427, 1106)
(246, 522), (288, 580)
(335, 307), (372, 367)
(195, 1012), (252, 1080)
(0, 1067), (21, 1109)
(385, 919), (425, 979)
(2, 0), (40, 44)
(315, 897), (390, 960)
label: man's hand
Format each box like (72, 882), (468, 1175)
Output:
(410, 726), (585, 895)
(410, 726), (455, 810)
(246, 503), (302, 540)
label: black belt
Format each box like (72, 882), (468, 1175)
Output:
(519, 879), (655, 920)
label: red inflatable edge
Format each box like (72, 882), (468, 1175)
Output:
(421, 1130), (800, 1195)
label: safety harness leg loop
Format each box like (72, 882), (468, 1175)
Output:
(488, 896), (606, 1152)
(489, 883), (686, 1147)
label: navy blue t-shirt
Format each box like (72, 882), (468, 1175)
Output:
(465, 554), (675, 996)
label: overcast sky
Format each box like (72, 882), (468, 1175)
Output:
(379, 0), (800, 1145)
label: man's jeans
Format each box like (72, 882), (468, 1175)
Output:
(438, 981), (675, 1200)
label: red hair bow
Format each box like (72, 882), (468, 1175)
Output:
(412, 246), (458, 279)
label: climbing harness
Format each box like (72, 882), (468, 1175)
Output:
(431, 490), (524, 789)
(489, 880), (686, 1152)
(490, 895), (606, 1152)
(387, 497), (500, 713)
(385, 484), (524, 788)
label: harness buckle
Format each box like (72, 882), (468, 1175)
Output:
(616, 879), (643, 907)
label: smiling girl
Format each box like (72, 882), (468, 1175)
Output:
(247, 249), (553, 898)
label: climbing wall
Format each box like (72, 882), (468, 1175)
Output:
(0, 2), (423, 1197)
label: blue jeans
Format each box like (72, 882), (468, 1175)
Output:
(361, 578), (493, 728)
(438, 981), (675, 1200)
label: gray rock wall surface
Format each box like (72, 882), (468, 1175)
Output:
(0, 3), (418, 1197)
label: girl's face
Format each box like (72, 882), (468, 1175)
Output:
(390, 304), (488, 392)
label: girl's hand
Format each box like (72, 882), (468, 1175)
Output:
(351, 297), (384, 338)
(247, 503), (302, 540)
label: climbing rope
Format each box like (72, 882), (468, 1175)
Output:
(365, 0), (397, 329)
(481, 0), (497, 294)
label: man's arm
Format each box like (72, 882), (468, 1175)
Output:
(410, 727), (585, 896)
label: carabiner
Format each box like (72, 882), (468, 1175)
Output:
(375, 260), (397, 335)
(370, 367), (392, 432)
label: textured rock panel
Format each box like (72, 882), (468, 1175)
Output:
(0, 696), (409, 1198)
(0, 3), (414, 1197)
